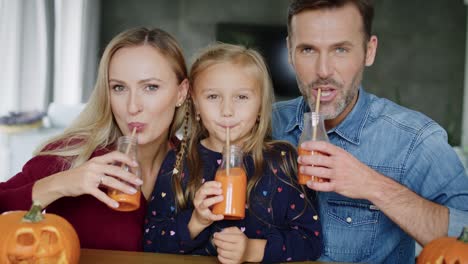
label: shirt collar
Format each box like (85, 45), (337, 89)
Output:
(330, 87), (371, 145)
(286, 87), (371, 145)
(285, 96), (310, 133)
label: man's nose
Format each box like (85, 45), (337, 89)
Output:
(316, 54), (333, 79)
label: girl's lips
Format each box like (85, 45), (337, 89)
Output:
(128, 123), (146, 133)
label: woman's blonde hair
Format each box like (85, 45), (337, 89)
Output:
(173, 43), (309, 219)
(36, 27), (188, 169)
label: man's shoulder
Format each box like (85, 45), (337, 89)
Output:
(273, 96), (303, 111)
(368, 93), (443, 135)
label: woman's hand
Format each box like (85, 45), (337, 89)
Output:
(32, 151), (142, 208)
(188, 181), (224, 239)
(213, 227), (248, 264)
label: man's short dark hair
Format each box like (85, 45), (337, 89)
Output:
(287, 0), (374, 41)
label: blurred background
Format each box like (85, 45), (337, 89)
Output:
(1, 0), (468, 181)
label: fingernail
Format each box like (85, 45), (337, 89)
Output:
(135, 178), (143, 185)
(112, 202), (119, 208)
(129, 188), (137, 194)
(132, 161), (139, 166)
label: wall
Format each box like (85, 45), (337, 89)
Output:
(99, 0), (466, 145)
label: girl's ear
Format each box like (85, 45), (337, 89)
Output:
(177, 78), (189, 105)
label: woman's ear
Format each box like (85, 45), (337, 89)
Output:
(176, 78), (189, 105)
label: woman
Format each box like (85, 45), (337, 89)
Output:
(0, 27), (189, 251)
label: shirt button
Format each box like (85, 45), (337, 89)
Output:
(346, 217), (352, 223)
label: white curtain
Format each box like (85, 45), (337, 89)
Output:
(0, 0), (100, 114)
(53, 0), (100, 104)
(0, 0), (52, 115)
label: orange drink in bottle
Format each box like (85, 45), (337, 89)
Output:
(297, 112), (329, 184)
(212, 145), (247, 220)
(107, 136), (141, 212)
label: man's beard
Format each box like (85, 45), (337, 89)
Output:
(296, 72), (362, 120)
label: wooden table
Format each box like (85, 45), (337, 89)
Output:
(80, 249), (337, 263)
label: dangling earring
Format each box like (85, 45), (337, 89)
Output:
(176, 103), (182, 108)
(196, 113), (200, 121)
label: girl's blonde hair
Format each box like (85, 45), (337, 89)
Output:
(173, 43), (309, 220)
(36, 27), (188, 169)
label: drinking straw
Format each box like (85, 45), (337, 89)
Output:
(312, 88), (321, 140)
(226, 126), (230, 175)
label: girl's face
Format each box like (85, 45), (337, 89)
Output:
(193, 62), (261, 152)
(109, 45), (187, 147)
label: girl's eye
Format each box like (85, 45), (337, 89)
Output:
(237, 95), (249, 100)
(207, 94), (218, 100)
(146, 85), (159, 91)
(112, 85), (125, 92)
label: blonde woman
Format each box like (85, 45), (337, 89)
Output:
(0, 27), (189, 251)
(144, 43), (322, 263)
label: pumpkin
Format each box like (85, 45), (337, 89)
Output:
(0, 201), (80, 264)
(417, 226), (468, 264)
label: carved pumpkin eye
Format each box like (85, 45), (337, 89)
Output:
(37, 228), (61, 257)
(17, 232), (35, 246)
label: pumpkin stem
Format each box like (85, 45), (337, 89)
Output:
(22, 200), (45, 223)
(457, 226), (468, 243)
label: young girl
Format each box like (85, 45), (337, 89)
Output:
(144, 43), (322, 263)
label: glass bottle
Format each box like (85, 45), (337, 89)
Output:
(107, 136), (141, 211)
(298, 112), (329, 184)
(212, 145), (247, 220)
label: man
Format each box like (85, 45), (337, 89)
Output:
(272, 0), (468, 263)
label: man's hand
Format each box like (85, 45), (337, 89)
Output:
(298, 140), (383, 200)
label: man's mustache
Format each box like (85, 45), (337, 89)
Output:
(306, 78), (343, 89)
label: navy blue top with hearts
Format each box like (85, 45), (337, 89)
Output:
(143, 143), (322, 263)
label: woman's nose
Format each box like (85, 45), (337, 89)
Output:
(128, 91), (142, 114)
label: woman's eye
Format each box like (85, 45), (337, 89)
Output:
(301, 47), (314, 54)
(112, 85), (125, 92)
(146, 85), (159, 91)
(237, 95), (249, 100)
(207, 94), (218, 100)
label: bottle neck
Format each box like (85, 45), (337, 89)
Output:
(117, 136), (138, 160)
(220, 145), (244, 169)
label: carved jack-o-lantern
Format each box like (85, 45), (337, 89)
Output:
(0, 201), (80, 264)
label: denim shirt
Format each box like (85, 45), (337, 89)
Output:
(272, 88), (468, 263)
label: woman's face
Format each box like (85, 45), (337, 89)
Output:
(109, 45), (187, 146)
(192, 62), (261, 152)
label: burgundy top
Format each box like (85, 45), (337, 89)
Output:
(0, 148), (147, 251)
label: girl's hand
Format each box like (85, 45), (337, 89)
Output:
(32, 151), (142, 208)
(191, 181), (224, 227)
(213, 227), (248, 264)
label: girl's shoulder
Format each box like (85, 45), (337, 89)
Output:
(263, 140), (298, 160)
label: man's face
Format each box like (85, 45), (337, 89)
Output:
(288, 3), (377, 127)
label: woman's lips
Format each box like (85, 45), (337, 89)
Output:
(128, 122), (146, 133)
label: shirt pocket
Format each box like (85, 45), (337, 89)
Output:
(324, 199), (380, 262)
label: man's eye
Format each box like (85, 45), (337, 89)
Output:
(336, 47), (348, 53)
(112, 85), (125, 92)
(146, 85), (159, 91)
